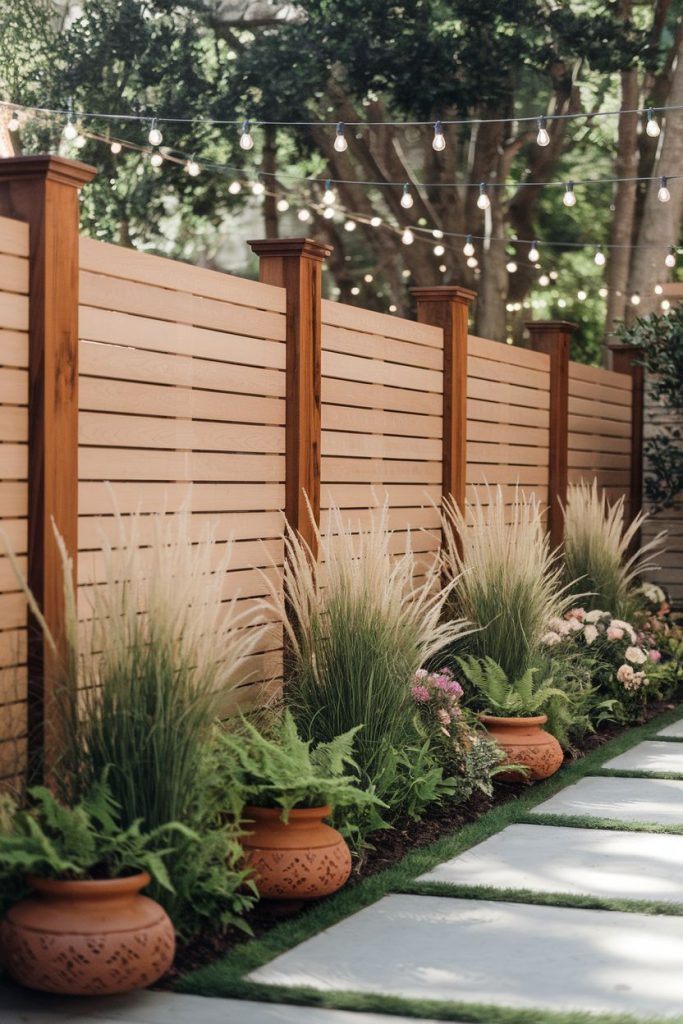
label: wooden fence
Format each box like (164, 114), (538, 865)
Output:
(0, 155), (643, 792)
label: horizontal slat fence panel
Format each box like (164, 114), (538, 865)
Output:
(0, 215), (29, 795)
(643, 378), (683, 604)
(466, 336), (551, 507)
(568, 360), (632, 505)
(78, 238), (288, 707)
(321, 300), (443, 561)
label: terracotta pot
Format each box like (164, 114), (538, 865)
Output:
(480, 713), (564, 782)
(0, 872), (175, 995)
(242, 804), (352, 900)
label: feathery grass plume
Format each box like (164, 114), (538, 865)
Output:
(562, 479), (666, 617)
(263, 499), (470, 793)
(2, 502), (265, 830)
(441, 485), (573, 680)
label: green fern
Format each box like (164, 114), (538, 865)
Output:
(458, 655), (569, 717)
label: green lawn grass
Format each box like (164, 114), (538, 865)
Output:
(175, 703), (683, 1024)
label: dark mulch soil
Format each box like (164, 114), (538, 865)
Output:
(165, 700), (675, 983)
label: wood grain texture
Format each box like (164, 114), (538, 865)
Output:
(609, 344), (644, 526)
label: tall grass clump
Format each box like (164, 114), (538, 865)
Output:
(5, 506), (263, 831)
(562, 479), (665, 617)
(441, 485), (572, 680)
(265, 501), (470, 796)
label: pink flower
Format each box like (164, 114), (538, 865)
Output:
(566, 607), (586, 622)
(411, 685), (430, 703)
(414, 668), (428, 680)
(649, 649), (662, 663)
(607, 626), (625, 641)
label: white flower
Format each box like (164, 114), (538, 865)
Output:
(585, 609), (608, 624)
(584, 624), (599, 645)
(414, 668), (428, 679)
(617, 664), (634, 684)
(568, 618), (584, 632)
(606, 626), (624, 642)
(611, 619), (637, 642)
(541, 631), (562, 646)
(625, 646), (647, 666)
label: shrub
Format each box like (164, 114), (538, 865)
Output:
(457, 655), (569, 719)
(441, 486), (572, 680)
(562, 480), (665, 618)
(266, 501), (470, 817)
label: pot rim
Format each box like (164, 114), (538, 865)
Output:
(479, 713), (548, 727)
(243, 804), (332, 821)
(26, 871), (151, 897)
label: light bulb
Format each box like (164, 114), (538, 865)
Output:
(389, 304), (397, 313)
(185, 158), (201, 177)
(662, 299), (671, 311)
(110, 140), (122, 154)
(463, 234), (475, 257)
(654, 283), (663, 295)
(298, 209), (311, 222)
(344, 219), (356, 232)
(228, 181), (242, 195)
(251, 181), (265, 195)
(323, 207), (335, 220)
(400, 184), (414, 209)
(351, 286), (360, 296)
(433, 244), (445, 256)
(276, 198), (289, 212)
(528, 242), (540, 262)
(74, 134), (86, 149)
(631, 292), (641, 306)
(578, 290), (587, 301)
(536, 117), (550, 147)
(402, 228), (414, 245)
(150, 150), (163, 167)
(239, 120), (254, 150)
(370, 216), (381, 227)
(364, 274), (373, 283)
(645, 108), (660, 138)
(467, 255), (478, 268)
(549, 270), (558, 280)
(665, 248), (677, 268)
(63, 120), (78, 140)
(334, 122), (348, 152)
(594, 247), (606, 267)
(323, 179), (336, 205)
(477, 183), (490, 210)
(432, 120), (446, 152)
(148, 119), (163, 146)
(401, 269), (411, 278)
(563, 182), (576, 207)
(8, 111), (19, 132)
(558, 299), (567, 309)
(539, 274), (550, 286)
(658, 176), (671, 203)
(599, 287), (608, 298)
(506, 260), (518, 273)
(432, 229), (444, 239)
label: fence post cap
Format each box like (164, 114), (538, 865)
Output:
(248, 237), (333, 261)
(411, 285), (477, 304)
(525, 319), (578, 334)
(0, 154), (96, 188)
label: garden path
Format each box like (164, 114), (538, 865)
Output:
(4, 715), (683, 1023)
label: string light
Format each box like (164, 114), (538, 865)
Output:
(466, 255), (478, 268)
(401, 227), (414, 245)
(477, 182), (490, 210)
(351, 286), (360, 295)
(536, 116), (550, 147)
(8, 111), (19, 132)
(344, 219), (356, 231)
(432, 120), (446, 152)
(370, 216), (382, 227)
(506, 260), (518, 273)
(594, 247), (606, 266)
(631, 292), (641, 306)
(599, 287), (608, 298)
(439, 263), (447, 272)
(276, 198), (289, 212)
(539, 274), (550, 286)
(298, 209), (311, 222)
(323, 179), (336, 205)
(654, 284), (663, 295)
(239, 120), (254, 151)
(364, 273), (373, 283)
(433, 244), (445, 256)
(185, 157), (201, 176)
(400, 183), (414, 209)
(665, 246), (677, 268)
(334, 122), (348, 152)
(228, 181), (242, 194)
(147, 118), (162, 146)
(63, 118), (78, 141)
(577, 289), (587, 301)
(463, 234), (475, 257)
(110, 140), (122, 154)
(432, 229), (444, 239)
(150, 150), (163, 167)
(529, 241), (540, 262)
(74, 134), (87, 149)
(323, 207), (335, 219)
(252, 181), (265, 195)
(563, 182), (577, 207)
(645, 108), (661, 138)
(658, 176), (671, 202)
(662, 299), (671, 311)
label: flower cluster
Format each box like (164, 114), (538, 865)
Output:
(411, 667), (464, 737)
(542, 608), (653, 692)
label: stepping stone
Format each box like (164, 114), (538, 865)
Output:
(249, 894), (683, 1017)
(530, 775), (683, 826)
(0, 985), (446, 1024)
(604, 740), (683, 774)
(658, 719), (683, 739)
(417, 823), (683, 901)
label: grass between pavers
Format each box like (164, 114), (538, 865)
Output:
(594, 767), (683, 780)
(518, 810), (683, 834)
(175, 703), (683, 1019)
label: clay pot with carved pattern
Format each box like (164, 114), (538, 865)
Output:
(0, 872), (175, 995)
(241, 805), (352, 900)
(480, 714), (564, 782)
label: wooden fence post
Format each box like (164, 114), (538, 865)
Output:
(411, 286), (476, 512)
(0, 155), (95, 783)
(526, 320), (576, 548)
(609, 342), (644, 524)
(249, 238), (332, 557)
